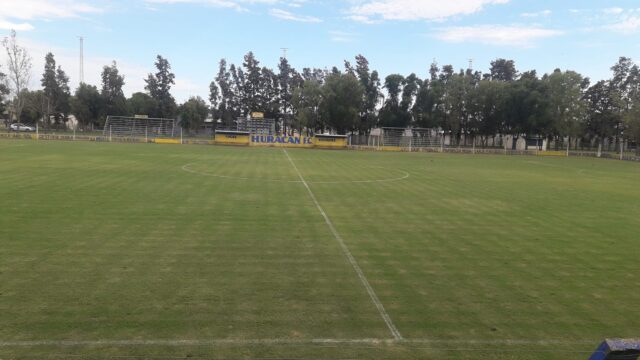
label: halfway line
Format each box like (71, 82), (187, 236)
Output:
(282, 148), (403, 341)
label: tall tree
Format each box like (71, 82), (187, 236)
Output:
(55, 65), (70, 124)
(2, 30), (32, 122)
(504, 73), (552, 143)
(355, 55), (380, 134)
(468, 79), (507, 146)
(584, 80), (619, 154)
(178, 96), (209, 133)
(413, 79), (440, 129)
(101, 61), (127, 118)
(40, 53), (70, 126)
(401, 73), (419, 113)
(301, 67), (326, 83)
(144, 55), (176, 118)
(625, 95), (640, 155)
(0, 65), (9, 121)
(230, 64), (245, 117)
(320, 73), (363, 134)
(278, 56), (292, 133)
(242, 52), (262, 113)
(40, 52), (56, 123)
(543, 69), (588, 148)
(261, 67), (281, 120)
(292, 79), (322, 135)
(127, 92), (158, 118)
(214, 59), (236, 126)
(70, 83), (101, 130)
(208, 78), (220, 122)
(379, 74), (410, 128)
(19, 89), (46, 125)
(610, 57), (639, 150)
(490, 58), (518, 82)
(445, 72), (471, 144)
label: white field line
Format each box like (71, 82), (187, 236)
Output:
(0, 143), (26, 149)
(311, 169), (409, 184)
(181, 163), (409, 184)
(0, 338), (598, 347)
(182, 163), (300, 183)
(282, 148), (403, 341)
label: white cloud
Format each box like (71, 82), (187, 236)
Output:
(521, 10), (551, 18)
(145, 0), (278, 11)
(0, 0), (103, 31)
(269, 8), (321, 23)
(346, 15), (379, 24)
(435, 25), (562, 47)
(607, 15), (640, 34)
(348, 0), (510, 22)
(597, 8), (640, 34)
(0, 20), (35, 31)
(0, 0), (103, 20)
(329, 30), (357, 43)
(603, 7), (624, 15)
(286, 0), (307, 8)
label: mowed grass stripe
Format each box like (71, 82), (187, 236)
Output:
(283, 148), (403, 340)
(1, 140), (639, 360)
(296, 150), (639, 343)
(0, 141), (391, 344)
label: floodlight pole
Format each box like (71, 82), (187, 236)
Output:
(79, 36), (84, 84)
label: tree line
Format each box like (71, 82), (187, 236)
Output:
(212, 52), (639, 151)
(2, 30), (640, 150)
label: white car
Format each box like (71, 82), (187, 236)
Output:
(9, 123), (36, 132)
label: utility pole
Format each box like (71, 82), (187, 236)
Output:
(468, 58), (474, 71)
(79, 36), (84, 84)
(280, 47), (288, 60)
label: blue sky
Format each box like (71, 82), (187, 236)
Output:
(1, 0), (639, 102)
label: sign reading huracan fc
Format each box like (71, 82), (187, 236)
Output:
(251, 135), (314, 146)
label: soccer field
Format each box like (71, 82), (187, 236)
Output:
(1, 139), (639, 359)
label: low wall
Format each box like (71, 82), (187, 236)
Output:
(154, 138), (181, 145)
(2, 132), (639, 163)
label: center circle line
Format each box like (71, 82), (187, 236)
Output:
(182, 163), (410, 184)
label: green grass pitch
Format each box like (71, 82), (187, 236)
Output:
(1, 139), (639, 359)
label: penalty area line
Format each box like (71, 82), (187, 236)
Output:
(282, 148), (403, 341)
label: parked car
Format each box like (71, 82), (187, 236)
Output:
(9, 123), (36, 132)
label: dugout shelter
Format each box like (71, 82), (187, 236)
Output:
(315, 134), (348, 149)
(589, 339), (640, 360)
(215, 130), (251, 146)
